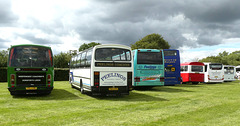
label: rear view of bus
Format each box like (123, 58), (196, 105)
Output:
(223, 65), (236, 82)
(8, 44), (54, 95)
(204, 63), (224, 83)
(181, 62), (204, 84)
(132, 49), (164, 88)
(163, 49), (181, 85)
(70, 44), (133, 96)
(93, 45), (133, 95)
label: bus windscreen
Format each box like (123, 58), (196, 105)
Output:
(95, 48), (131, 61)
(224, 67), (234, 74)
(191, 66), (203, 72)
(210, 64), (222, 70)
(164, 50), (177, 56)
(137, 52), (163, 64)
(9, 46), (53, 67)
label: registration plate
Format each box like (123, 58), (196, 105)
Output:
(109, 87), (118, 91)
(26, 87), (37, 90)
(215, 76), (218, 78)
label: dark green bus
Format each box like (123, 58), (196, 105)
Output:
(7, 44), (54, 95)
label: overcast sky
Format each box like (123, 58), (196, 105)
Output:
(1, 0), (240, 62)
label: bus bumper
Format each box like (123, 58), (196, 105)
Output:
(91, 86), (130, 96)
(8, 87), (53, 95)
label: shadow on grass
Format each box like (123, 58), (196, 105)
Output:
(177, 84), (204, 87)
(134, 86), (194, 93)
(12, 89), (82, 100)
(92, 91), (168, 102)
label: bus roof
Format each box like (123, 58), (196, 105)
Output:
(163, 49), (179, 51)
(203, 62), (223, 65)
(181, 62), (204, 66)
(10, 44), (51, 49)
(132, 49), (162, 52)
(223, 65), (235, 67)
(94, 44), (131, 50)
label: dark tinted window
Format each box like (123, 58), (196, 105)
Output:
(80, 52), (86, 67)
(210, 64), (222, 70)
(164, 50), (177, 56)
(191, 66), (203, 72)
(86, 49), (93, 67)
(9, 46), (53, 67)
(181, 66), (188, 72)
(137, 52), (163, 64)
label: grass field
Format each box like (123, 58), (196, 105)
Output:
(1, 81), (240, 126)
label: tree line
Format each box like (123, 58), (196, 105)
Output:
(2, 34), (240, 67)
(0, 33), (170, 68)
(198, 51), (240, 66)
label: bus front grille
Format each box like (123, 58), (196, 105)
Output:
(16, 72), (46, 86)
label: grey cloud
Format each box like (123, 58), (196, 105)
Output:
(19, 33), (63, 45)
(0, 38), (9, 49)
(0, 38), (6, 42)
(2, 0), (240, 52)
(0, 0), (18, 26)
(183, 0), (240, 23)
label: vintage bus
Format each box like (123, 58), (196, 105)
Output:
(7, 44), (54, 95)
(204, 62), (224, 83)
(132, 49), (164, 88)
(181, 62), (204, 84)
(163, 49), (181, 85)
(69, 44), (133, 96)
(223, 65), (236, 81)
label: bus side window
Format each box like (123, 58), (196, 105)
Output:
(180, 66), (188, 72)
(74, 56), (78, 68)
(126, 51), (131, 61)
(77, 54), (81, 68)
(180, 66), (184, 72)
(86, 50), (92, 67)
(81, 52), (87, 67)
(72, 56), (76, 68)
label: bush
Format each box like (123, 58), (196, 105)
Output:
(54, 68), (69, 81)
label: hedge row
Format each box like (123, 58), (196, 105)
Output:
(0, 68), (7, 82)
(54, 69), (69, 81)
(0, 68), (69, 82)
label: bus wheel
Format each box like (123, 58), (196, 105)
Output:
(80, 79), (85, 94)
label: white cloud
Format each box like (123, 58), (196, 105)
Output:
(180, 41), (240, 63)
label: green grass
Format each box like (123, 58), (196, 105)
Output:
(1, 81), (240, 126)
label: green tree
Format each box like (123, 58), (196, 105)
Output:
(198, 50), (240, 66)
(131, 33), (170, 50)
(0, 50), (8, 67)
(54, 52), (72, 68)
(79, 42), (101, 52)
